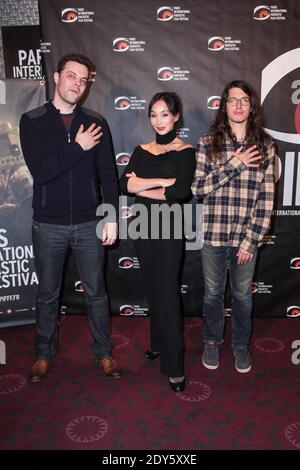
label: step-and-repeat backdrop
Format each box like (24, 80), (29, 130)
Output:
(1, 0), (300, 325)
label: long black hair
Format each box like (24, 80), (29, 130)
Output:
(209, 80), (271, 162)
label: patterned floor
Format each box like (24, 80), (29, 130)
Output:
(0, 315), (299, 451)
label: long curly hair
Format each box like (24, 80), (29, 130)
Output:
(209, 80), (271, 163)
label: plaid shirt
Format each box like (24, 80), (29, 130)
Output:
(192, 134), (276, 253)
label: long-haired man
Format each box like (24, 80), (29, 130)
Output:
(192, 80), (276, 373)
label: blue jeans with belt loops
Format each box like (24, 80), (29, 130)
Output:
(32, 219), (112, 361)
(201, 244), (257, 350)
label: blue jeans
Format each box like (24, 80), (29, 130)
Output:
(32, 220), (112, 361)
(201, 244), (257, 349)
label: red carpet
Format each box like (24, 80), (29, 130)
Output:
(0, 315), (299, 452)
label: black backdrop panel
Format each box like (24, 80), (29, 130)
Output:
(38, 0), (300, 317)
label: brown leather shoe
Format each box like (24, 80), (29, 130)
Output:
(96, 357), (122, 379)
(29, 359), (50, 383)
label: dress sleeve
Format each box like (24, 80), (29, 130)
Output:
(164, 147), (196, 202)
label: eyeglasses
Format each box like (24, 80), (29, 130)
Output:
(63, 71), (89, 87)
(227, 97), (251, 107)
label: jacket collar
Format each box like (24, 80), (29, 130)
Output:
(46, 100), (80, 116)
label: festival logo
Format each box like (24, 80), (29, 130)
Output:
(254, 5), (287, 21)
(118, 257), (140, 269)
(157, 6), (190, 21)
(118, 257), (134, 269)
(61, 8), (78, 22)
(287, 306), (300, 317)
(119, 304), (148, 316)
(208, 37), (224, 51)
(157, 66), (190, 81)
(116, 153), (131, 166)
(120, 305), (134, 316)
(61, 7), (94, 23)
(113, 38), (129, 52)
(290, 257), (300, 269)
(157, 67), (174, 81)
(74, 281), (84, 293)
(261, 48), (300, 144)
(253, 6), (271, 20)
(208, 36), (241, 51)
(252, 282), (273, 294)
(207, 96), (221, 109)
(114, 97), (130, 110)
(113, 37), (145, 52)
(114, 96), (146, 110)
(157, 7), (174, 21)
(252, 282), (258, 294)
(261, 48), (300, 209)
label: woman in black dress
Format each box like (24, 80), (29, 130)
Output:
(120, 92), (195, 392)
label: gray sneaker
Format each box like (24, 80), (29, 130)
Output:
(234, 348), (252, 373)
(202, 341), (219, 370)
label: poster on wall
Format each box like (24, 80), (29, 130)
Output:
(2, 25), (43, 80)
(0, 79), (45, 327)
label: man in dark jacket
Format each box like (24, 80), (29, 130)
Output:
(20, 53), (122, 382)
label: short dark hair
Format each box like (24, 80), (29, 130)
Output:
(56, 53), (95, 75)
(148, 91), (183, 130)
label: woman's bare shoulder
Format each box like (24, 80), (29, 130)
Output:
(140, 141), (156, 152)
(176, 139), (194, 151)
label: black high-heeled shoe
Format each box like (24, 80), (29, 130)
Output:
(169, 377), (185, 393)
(144, 349), (160, 360)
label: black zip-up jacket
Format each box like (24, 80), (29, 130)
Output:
(19, 101), (119, 224)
